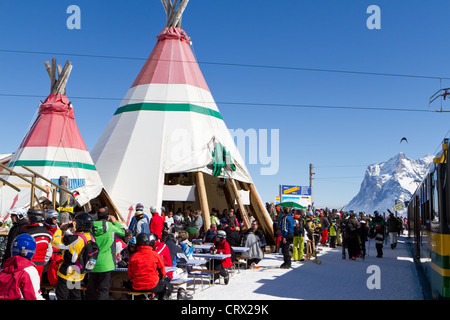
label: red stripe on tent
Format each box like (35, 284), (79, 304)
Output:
(4, 194), (19, 220)
(131, 27), (210, 92)
(19, 94), (88, 151)
(126, 205), (133, 226)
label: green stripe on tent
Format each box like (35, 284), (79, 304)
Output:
(114, 102), (223, 120)
(7, 160), (97, 171)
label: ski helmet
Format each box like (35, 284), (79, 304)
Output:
(136, 233), (157, 247)
(11, 234), (36, 260)
(27, 209), (45, 224)
(217, 230), (227, 239)
(74, 212), (94, 231)
(8, 207), (27, 221)
(45, 209), (59, 223)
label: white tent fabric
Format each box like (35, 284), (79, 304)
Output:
(91, 83), (253, 217)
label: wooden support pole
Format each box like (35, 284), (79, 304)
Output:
(51, 58), (57, 92)
(248, 183), (274, 243)
(59, 176), (71, 207)
(195, 172), (211, 231)
(52, 188), (57, 210)
(229, 179), (250, 229)
(0, 177), (21, 192)
(167, 0), (189, 27)
(0, 164), (49, 194)
(30, 176), (36, 208)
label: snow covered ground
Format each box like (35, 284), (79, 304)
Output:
(193, 235), (424, 300)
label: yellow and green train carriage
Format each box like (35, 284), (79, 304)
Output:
(408, 138), (450, 299)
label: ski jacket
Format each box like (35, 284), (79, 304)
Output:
(133, 217), (150, 236)
(150, 212), (164, 239)
(224, 226), (241, 247)
(320, 216), (330, 231)
(153, 240), (173, 279)
(23, 223), (53, 269)
(211, 238), (233, 268)
(345, 217), (360, 239)
(189, 214), (203, 231)
(329, 222), (337, 237)
(0, 256), (44, 300)
(91, 219), (126, 273)
(375, 230), (384, 244)
(165, 238), (189, 267)
(44, 222), (58, 236)
(51, 228), (94, 282)
(128, 245), (166, 291)
(241, 231), (264, 260)
(128, 213), (150, 233)
(1, 219), (29, 267)
(280, 214), (295, 238)
(386, 216), (400, 233)
(179, 239), (194, 259)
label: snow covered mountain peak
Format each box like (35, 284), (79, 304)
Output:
(345, 153), (434, 216)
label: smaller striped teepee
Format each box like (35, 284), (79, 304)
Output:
(0, 59), (104, 217)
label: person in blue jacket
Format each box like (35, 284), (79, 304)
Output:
(128, 203), (150, 232)
(279, 207), (295, 269)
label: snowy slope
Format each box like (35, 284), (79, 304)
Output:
(345, 153), (434, 215)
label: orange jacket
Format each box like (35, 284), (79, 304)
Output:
(128, 245), (166, 291)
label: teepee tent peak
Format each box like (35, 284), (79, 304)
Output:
(44, 58), (73, 95)
(161, 0), (190, 28)
(0, 58), (111, 221)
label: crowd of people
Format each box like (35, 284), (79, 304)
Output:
(0, 202), (267, 300)
(270, 204), (406, 267)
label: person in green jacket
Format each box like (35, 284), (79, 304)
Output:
(86, 207), (126, 300)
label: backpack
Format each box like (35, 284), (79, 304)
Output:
(74, 233), (99, 274)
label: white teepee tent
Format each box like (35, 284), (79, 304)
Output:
(0, 59), (105, 219)
(91, 0), (273, 238)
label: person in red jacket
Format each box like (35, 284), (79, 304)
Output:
(128, 233), (173, 300)
(153, 236), (173, 279)
(23, 209), (53, 278)
(0, 234), (44, 300)
(209, 230), (232, 284)
(150, 206), (164, 240)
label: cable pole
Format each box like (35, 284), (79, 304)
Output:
(309, 164), (315, 208)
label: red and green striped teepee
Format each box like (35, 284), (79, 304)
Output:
(0, 60), (103, 216)
(91, 0), (273, 237)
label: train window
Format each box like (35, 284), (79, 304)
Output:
(432, 170), (439, 224)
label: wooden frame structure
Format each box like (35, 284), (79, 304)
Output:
(0, 163), (124, 222)
(193, 172), (274, 244)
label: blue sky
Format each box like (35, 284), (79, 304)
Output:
(1, 1), (450, 210)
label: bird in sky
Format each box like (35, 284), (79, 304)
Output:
(400, 137), (408, 144)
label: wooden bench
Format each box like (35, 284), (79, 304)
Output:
(188, 268), (221, 289)
(40, 280), (188, 300)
